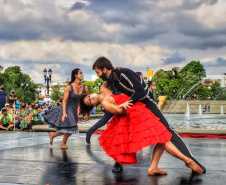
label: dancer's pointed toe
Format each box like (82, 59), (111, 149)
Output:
(185, 161), (203, 174)
(148, 168), (167, 176)
(49, 133), (53, 145)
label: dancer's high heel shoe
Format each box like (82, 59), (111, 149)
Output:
(49, 133), (53, 145)
(61, 144), (68, 149)
(185, 161), (203, 174)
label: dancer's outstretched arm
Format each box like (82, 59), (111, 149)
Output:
(62, 85), (71, 122)
(101, 98), (132, 115)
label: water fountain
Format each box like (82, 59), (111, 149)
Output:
(185, 102), (190, 120)
(221, 106), (224, 115)
(199, 104), (202, 115)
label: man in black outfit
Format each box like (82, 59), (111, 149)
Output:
(91, 56), (206, 174)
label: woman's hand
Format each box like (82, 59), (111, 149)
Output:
(83, 114), (89, 122)
(118, 100), (133, 109)
(62, 113), (67, 122)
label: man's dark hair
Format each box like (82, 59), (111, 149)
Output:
(92, 57), (113, 70)
(136, 72), (142, 76)
(148, 81), (154, 87)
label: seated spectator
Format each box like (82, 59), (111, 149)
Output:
(9, 90), (17, 108)
(43, 101), (51, 111)
(0, 109), (14, 130)
(28, 102), (44, 131)
(43, 94), (52, 104)
(0, 103), (13, 116)
(15, 97), (21, 110)
(18, 102), (30, 131)
(28, 103), (33, 113)
(0, 85), (7, 110)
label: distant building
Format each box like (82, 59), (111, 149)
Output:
(36, 81), (69, 101)
(203, 74), (226, 88)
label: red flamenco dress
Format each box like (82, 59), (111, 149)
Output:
(98, 94), (172, 165)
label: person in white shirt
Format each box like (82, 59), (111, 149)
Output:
(43, 94), (52, 104)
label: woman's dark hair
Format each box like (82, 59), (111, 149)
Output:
(69, 68), (80, 84)
(92, 57), (113, 70)
(79, 94), (94, 116)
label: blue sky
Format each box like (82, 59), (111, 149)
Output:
(0, 0), (226, 83)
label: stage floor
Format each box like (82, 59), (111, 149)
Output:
(0, 132), (225, 185)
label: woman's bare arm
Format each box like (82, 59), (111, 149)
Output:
(100, 81), (109, 94)
(84, 86), (89, 95)
(101, 98), (127, 115)
(62, 85), (71, 115)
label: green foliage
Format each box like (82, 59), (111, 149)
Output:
(51, 85), (63, 102)
(180, 61), (206, 80)
(1, 66), (37, 103)
(82, 78), (103, 94)
(152, 61), (225, 100)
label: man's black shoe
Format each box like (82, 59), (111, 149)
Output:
(112, 162), (123, 173)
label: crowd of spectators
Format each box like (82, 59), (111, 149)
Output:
(0, 89), (64, 131)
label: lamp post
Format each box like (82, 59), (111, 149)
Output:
(43, 68), (52, 95)
(21, 83), (29, 103)
(35, 87), (41, 103)
(173, 90), (176, 99)
(98, 82), (101, 91)
(161, 84), (164, 96)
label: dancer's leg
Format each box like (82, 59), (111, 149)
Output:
(163, 141), (203, 174)
(86, 111), (114, 144)
(148, 144), (167, 175)
(51, 131), (64, 138)
(142, 97), (206, 173)
(62, 133), (71, 145)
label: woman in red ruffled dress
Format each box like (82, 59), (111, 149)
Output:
(80, 87), (203, 175)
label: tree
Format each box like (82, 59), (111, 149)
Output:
(51, 85), (63, 102)
(180, 61), (206, 80)
(152, 69), (168, 82)
(3, 66), (37, 103)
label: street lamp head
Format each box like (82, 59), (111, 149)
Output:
(98, 82), (101, 86)
(48, 68), (52, 76)
(21, 83), (24, 87)
(26, 83), (29, 87)
(43, 68), (47, 76)
(161, 84), (163, 87)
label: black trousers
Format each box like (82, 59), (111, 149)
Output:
(86, 111), (114, 143)
(141, 96), (206, 171)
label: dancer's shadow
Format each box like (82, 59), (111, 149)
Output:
(41, 149), (77, 185)
(86, 145), (138, 185)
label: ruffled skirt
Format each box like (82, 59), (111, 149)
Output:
(98, 102), (172, 165)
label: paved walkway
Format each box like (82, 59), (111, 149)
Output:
(0, 132), (225, 185)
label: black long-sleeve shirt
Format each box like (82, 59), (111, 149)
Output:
(108, 68), (149, 104)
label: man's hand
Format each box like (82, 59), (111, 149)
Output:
(118, 100), (133, 109)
